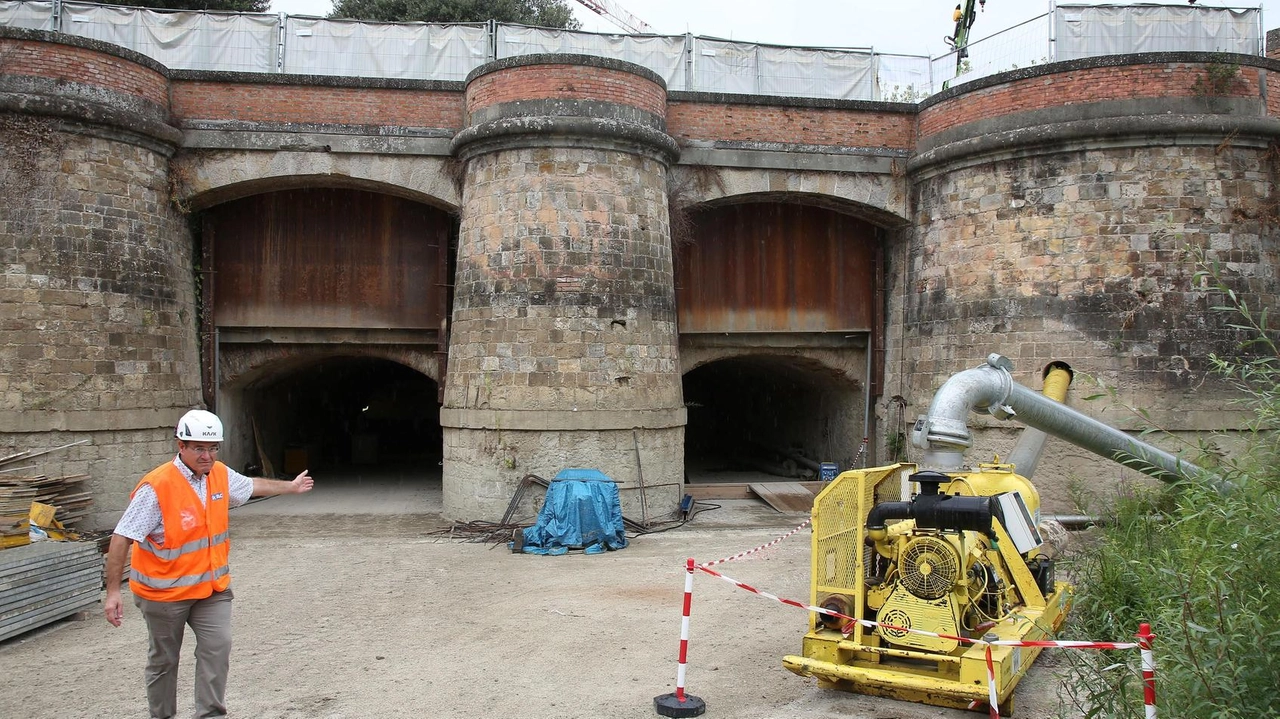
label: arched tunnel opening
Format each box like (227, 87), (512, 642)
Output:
(238, 356), (442, 483)
(683, 355), (866, 482)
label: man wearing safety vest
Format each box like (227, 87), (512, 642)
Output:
(103, 409), (315, 719)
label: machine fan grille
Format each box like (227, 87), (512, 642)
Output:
(899, 536), (959, 600)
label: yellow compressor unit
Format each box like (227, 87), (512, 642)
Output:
(784, 354), (1203, 712)
(782, 461), (1070, 712)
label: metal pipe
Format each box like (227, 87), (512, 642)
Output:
(911, 354), (1211, 486)
(1006, 361), (1073, 479)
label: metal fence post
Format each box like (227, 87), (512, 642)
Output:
(1048, 0), (1057, 62)
(683, 33), (693, 92)
(276, 12), (286, 73)
(51, 0), (61, 32)
(487, 19), (497, 62)
(871, 49), (880, 101)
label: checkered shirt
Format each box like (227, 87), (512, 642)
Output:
(113, 457), (254, 544)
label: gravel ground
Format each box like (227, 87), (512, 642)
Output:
(1, 506), (1080, 719)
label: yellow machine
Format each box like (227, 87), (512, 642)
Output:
(783, 461), (1069, 712)
(784, 355), (1200, 712)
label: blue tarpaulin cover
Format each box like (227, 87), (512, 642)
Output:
(516, 469), (629, 555)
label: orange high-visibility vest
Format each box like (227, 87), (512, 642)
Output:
(128, 461), (231, 602)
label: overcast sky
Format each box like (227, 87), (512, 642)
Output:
(264, 1), (1277, 58)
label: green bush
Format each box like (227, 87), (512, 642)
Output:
(1060, 266), (1280, 718)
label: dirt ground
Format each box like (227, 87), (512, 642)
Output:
(1, 503), (1080, 719)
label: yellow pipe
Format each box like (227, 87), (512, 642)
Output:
(1041, 361), (1073, 403)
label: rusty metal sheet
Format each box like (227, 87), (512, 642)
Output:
(676, 203), (876, 333)
(210, 189), (452, 330)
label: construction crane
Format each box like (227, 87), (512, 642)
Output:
(573, 0), (653, 34)
(945, 0), (985, 74)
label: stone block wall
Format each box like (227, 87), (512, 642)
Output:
(0, 31), (198, 528)
(894, 142), (1278, 511)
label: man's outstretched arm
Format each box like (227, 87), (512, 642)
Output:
(251, 470), (314, 498)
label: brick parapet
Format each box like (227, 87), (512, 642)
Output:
(667, 100), (915, 151)
(0, 33), (169, 113)
(465, 62), (667, 119)
(170, 80), (465, 130)
(926, 51), (1274, 140)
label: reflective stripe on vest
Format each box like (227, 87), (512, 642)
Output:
(133, 531), (229, 561)
(130, 563), (230, 589)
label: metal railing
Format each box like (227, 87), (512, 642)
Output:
(0, 0), (1264, 101)
(931, 3), (1262, 94)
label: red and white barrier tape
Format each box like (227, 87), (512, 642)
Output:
(985, 645), (999, 719)
(697, 562), (1138, 649)
(698, 518), (811, 568)
(688, 561), (1151, 717)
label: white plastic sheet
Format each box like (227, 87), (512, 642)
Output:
(60, 2), (277, 72)
(0, 0), (53, 31)
(757, 44), (873, 100)
(876, 53), (933, 102)
(283, 17), (487, 80)
(1055, 4), (1260, 61)
(692, 38), (874, 99)
(497, 25), (686, 89)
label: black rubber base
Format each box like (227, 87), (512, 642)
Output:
(653, 692), (706, 717)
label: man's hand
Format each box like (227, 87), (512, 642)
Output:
(103, 533), (131, 627)
(290, 470), (314, 494)
(104, 591), (124, 627)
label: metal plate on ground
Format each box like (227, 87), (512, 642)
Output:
(749, 482), (819, 513)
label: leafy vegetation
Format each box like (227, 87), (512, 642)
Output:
(328, 0), (580, 28)
(1059, 262), (1280, 718)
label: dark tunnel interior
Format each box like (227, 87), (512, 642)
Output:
(682, 355), (864, 482)
(245, 357), (442, 478)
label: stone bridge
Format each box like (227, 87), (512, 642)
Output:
(4, 25), (1280, 526)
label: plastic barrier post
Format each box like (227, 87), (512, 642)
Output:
(1138, 622), (1156, 719)
(654, 558), (706, 717)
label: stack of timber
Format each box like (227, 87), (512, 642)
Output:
(0, 441), (93, 543)
(0, 541), (102, 641)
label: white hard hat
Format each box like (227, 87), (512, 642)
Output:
(176, 409), (223, 442)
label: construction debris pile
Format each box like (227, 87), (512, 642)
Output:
(0, 441), (92, 549)
(0, 440), (103, 643)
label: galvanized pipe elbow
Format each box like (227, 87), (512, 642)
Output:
(911, 354), (1016, 470)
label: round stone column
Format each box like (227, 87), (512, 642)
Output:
(0, 30), (199, 529)
(443, 55), (684, 521)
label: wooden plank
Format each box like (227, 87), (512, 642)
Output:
(684, 483), (756, 500)
(750, 482), (819, 513)
(684, 482), (826, 502)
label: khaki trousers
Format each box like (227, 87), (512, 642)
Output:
(133, 588), (234, 719)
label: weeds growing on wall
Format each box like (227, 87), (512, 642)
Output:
(1058, 261), (1280, 718)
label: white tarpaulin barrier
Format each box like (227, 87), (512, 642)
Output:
(1055, 4), (1260, 61)
(283, 18), (486, 80)
(693, 38), (874, 100)
(876, 53), (933, 102)
(61, 2), (276, 72)
(758, 44), (873, 100)
(497, 26), (686, 89)
(0, 1), (1259, 97)
(0, 0), (53, 30)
